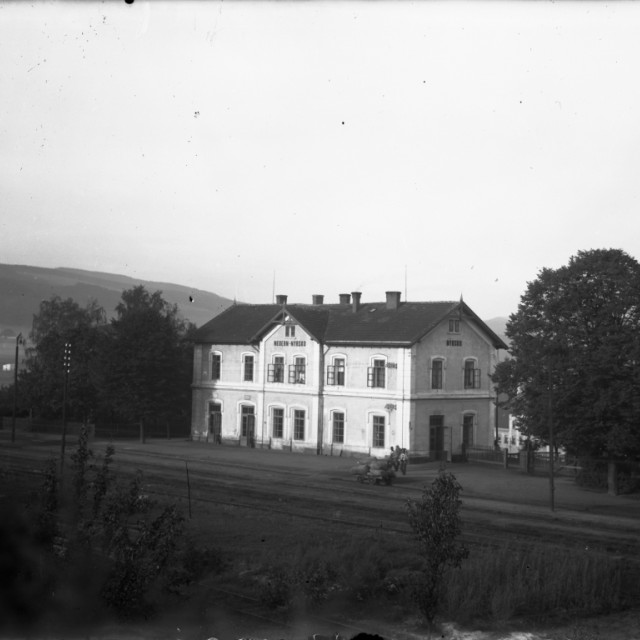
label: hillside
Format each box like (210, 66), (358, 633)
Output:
(0, 264), (233, 336)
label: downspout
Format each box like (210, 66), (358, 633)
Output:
(317, 343), (329, 455)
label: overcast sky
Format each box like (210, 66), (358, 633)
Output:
(2, 0), (640, 320)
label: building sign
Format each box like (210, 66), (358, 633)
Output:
(386, 362), (397, 369)
(273, 340), (307, 347)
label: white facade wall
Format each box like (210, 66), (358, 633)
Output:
(191, 310), (503, 458)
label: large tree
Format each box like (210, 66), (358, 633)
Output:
(20, 297), (107, 421)
(492, 249), (640, 458)
(103, 286), (194, 435)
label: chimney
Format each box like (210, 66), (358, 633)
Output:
(275, 294), (287, 305)
(351, 291), (362, 313)
(339, 293), (351, 305)
(312, 294), (324, 305)
(386, 291), (401, 310)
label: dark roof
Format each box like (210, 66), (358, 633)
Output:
(194, 300), (508, 349)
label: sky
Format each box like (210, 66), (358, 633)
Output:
(2, 0), (640, 321)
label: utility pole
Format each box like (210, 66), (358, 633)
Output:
(548, 358), (555, 512)
(11, 333), (22, 443)
(60, 341), (71, 479)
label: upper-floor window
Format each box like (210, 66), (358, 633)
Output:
(268, 355), (285, 383)
(367, 358), (386, 388)
(285, 324), (296, 338)
(464, 358), (481, 389)
(293, 409), (305, 440)
(211, 352), (221, 380)
(431, 358), (444, 390)
(289, 356), (306, 384)
(449, 318), (460, 333)
(243, 354), (254, 382)
(327, 356), (346, 386)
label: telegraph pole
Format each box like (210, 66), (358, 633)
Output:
(548, 359), (555, 512)
(10, 333), (22, 443)
(60, 342), (71, 479)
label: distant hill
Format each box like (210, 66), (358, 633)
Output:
(485, 316), (510, 351)
(0, 264), (234, 337)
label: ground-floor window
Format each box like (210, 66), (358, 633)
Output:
(272, 407), (284, 439)
(241, 405), (255, 438)
(372, 415), (385, 448)
(332, 411), (345, 443)
(293, 409), (305, 440)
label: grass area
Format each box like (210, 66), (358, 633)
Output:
(1, 447), (637, 637)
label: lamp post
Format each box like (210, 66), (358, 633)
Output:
(10, 333), (23, 443)
(60, 341), (71, 479)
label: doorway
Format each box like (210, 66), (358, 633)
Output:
(241, 405), (255, 448)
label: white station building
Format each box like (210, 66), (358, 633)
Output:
(191, 292), (508, 459)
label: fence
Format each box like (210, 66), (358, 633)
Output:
(2, 417), (190, 441)
(465, 445), (505, 465)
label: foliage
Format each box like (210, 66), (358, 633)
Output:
(492, 249), (640, 458)
(405, 471), (469, 623)
(20, 296), (107, 421)
(440, 543), (624, 625)
(14, 287), (195, 429)
(102, 285), (195, 428)
(0, 430), (222, 636)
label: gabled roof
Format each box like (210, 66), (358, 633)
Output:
(194, 300), (508, 350)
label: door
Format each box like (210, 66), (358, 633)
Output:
(429, 415), (445, 460)
(241, 405), (255, 447)
(208, 402), (222, 444)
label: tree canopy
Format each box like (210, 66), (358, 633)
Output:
(492, 249), (640, 458)
(11, 287), (195, 430)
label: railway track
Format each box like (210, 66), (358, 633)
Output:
(4, 443), (639, 561)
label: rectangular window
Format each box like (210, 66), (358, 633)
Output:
(289, 357), (306, 384)
(372, 415), (385, 448)
(285, 324), (296, 337)
(449, 318), (460, 333)
(333, 412), (345, 443)
(268, 356), (285, 383)
(293, 409), (305, 440)
(431, 360), (443, 389)
(367, 359), (386, 388)
(243, 355), (254, 382)
(211, 353), (221, 380)
(272, 407), (284, 439)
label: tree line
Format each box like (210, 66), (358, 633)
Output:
(1, 285), (195, 432)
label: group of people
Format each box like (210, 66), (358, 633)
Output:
(388, 445), (408, 475)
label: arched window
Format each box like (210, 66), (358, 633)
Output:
(367, 356), (387, 388)
(464, 358), (480, 389)
(331, 410), (345, 443)
(242, 353), (254, 382)
(431, 357), (444, 389)
(268, 354), (285, 383)
(210, 351), (222, 380)
(327, 355), (346, 386)
(289, 355), (306, 384)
